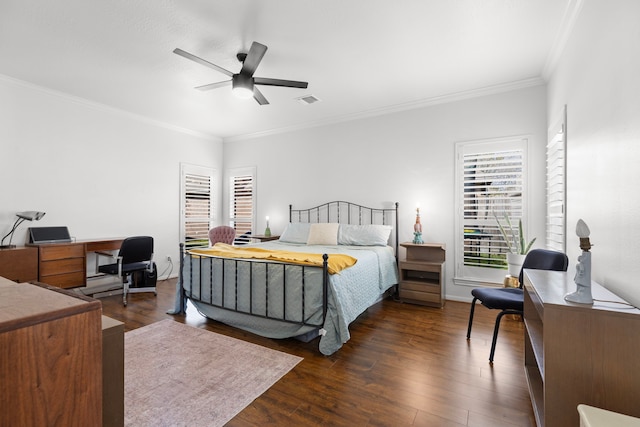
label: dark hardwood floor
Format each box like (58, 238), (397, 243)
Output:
(101, 279), (535, 426)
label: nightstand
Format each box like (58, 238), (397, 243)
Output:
(252, 234), (280, 242)
(398, 242), (446, 307)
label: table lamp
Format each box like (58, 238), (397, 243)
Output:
(564, 219), (593, 304)
(264, 216), (271, 237)
(0, 211), (46, 248)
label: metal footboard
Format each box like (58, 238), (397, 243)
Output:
(177, 243), (329, 329)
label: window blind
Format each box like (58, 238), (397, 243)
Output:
(180, 164), (214, 249)
(546, 123), (566, 252)
(462, 149), (524, 268)
(229, 174), (254, 238)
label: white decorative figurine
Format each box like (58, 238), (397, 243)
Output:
(564, 219), (594, 304)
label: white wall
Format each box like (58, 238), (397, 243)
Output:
(547, 0), (640, 307)
(224, 85), (548, 301)
(0, 76), (223, 278)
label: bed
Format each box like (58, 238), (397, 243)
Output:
(172, 201), (399, 355)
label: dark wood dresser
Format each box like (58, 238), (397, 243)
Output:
(0, 276), (103, 426)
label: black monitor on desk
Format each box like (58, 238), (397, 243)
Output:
(28, 226), (72, 244)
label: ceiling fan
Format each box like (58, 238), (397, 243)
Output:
(173, 41), (308, 105)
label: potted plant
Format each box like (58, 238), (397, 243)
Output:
(494, 213), (536, 276)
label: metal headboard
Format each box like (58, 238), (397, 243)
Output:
(289, 201), (399, 258)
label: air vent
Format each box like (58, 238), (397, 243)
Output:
(296, 95), (321, 105)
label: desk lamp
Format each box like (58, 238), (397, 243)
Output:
(0, 211), (46, 248)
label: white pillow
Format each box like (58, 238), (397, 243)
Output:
(306, 223), (340, 245)
(338, 224), (392, 246)
(279, 223), (311, 244)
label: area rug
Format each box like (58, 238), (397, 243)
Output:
(124, 319), (302, 427)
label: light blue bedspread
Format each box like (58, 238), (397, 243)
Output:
(170, 241), (398, 355)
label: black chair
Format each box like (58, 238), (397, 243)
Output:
(466, 249), (568, 362)
(233, 231), (252, 245)
(98, 236), (156, 306)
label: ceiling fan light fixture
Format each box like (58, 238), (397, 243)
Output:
(232, 74), (254, 99)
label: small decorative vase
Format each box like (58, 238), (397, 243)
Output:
(506, 253), (526, 277)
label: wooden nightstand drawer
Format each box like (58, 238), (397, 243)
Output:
(40, 243), (85, 261)
(399, 260), (441, 273)
(401, 280), (441, 294)
(399, 288), (442, 304)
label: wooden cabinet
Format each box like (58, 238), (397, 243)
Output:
(0, 276), (102, 426)
(398, 243), (446, 307)
(102, 315), (124, 427)
(32, 242), (86, 288)
(523, 269), (640, 427)
(0, 246), (38, 282)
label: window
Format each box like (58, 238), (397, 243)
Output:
(454, 137), (529, 285)
(546, 107), (566, 252)
(180, 163), (215, 249)
(227, 167), (256, 243)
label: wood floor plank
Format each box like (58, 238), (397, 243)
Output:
(100, 279), (535, 426)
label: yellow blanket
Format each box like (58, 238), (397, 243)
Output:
(189, 243), (357, 274)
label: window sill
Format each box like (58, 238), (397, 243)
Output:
(453, 276), (502, 288)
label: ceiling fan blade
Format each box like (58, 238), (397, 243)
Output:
(254, 77), (308, 89)
(253, 87), (269, 105)
(173, 48), (234, 77)
(240, 42), (267, 77)
(195, 80), (232, 91)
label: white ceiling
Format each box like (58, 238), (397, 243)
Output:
(0, 0), (575, 141)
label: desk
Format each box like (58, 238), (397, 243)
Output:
(28, 238), (123, 289)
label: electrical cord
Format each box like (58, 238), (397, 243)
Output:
(159, 257), (173, 281)
(592, 298), (638, 309)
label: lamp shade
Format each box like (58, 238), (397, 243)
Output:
(17, 211), (46, 221)
(232, 74), (254, 99)
(576, 219), (590, 238)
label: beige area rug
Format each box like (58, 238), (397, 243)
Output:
(124, 319), (302, 427)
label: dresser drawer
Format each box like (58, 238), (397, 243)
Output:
(40, 244), (85, 261)
(40, 271), (86, 289)
(40, 257), (85, 276)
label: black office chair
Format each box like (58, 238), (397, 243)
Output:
(466, 249), (568, 362)
(98, 236), (156, 306)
